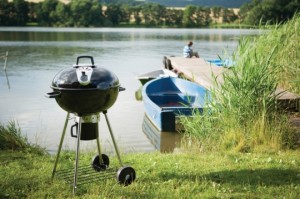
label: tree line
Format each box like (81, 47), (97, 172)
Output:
(0, 0), (299, 27)
(240, 0), (299, 25)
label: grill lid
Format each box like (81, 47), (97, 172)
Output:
(51, 56), (120, 90)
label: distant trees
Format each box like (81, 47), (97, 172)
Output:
(182, 5), (197, 27)
(141, 3), (166, 26)
(222, 8), (238, 23)
(11, 0), (29, 25)
(0, 0), (28, 26)
(1, 0), (298, 27)
(182, 6), (211, 27)
(194, 6), (211, 26)
(33, 0), (103, 27)
(240, 0), (300, 25)
(35, 0), (58, 26)
(130, 5), (142, 25)
(55, 2), (71, 26)
(164, 8), (183, 27)
(69, 0), (103, 27)
(105, 4), (124, 25)
(0, 0), (238, 27)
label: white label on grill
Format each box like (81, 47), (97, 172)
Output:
(76, 66), (93, 85)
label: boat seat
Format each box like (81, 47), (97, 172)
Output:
(149, 94), (196, 107)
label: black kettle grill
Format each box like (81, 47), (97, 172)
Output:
(46, 56), (135, 194)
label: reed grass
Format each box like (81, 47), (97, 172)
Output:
(180, 14), (300, 152)
(247, 14), (300, 94)
(0, 121), (46, 155)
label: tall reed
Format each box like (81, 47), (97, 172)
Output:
(181, 14), (300, 152)
(0, 121), (46, 154)
(249, 14), (300, 93)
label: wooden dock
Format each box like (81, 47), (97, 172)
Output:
(165, 56), (225, 89)
(165, 56), (299, 111)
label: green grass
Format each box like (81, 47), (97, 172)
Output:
(0, 150), (299, 198)
(0, 120), (299, 198)
(253, 16), (300, 93)
(180, 13), (300, 153)
(0, 121), (46, 155)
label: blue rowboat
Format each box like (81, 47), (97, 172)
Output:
(142, 77), (209, 132)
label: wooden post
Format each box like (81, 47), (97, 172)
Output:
(3, 51), (8, 70)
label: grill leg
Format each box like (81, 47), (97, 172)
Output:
(51, 112), (70, 180)
(73, 117), (82, 195)
(103, 111), (123, 166)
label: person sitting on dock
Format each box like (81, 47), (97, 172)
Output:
(183, 41), (199, 58)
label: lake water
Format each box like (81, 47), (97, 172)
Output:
(0, 27), (261, 154)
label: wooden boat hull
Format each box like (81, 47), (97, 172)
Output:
(142, 77), (209, 132)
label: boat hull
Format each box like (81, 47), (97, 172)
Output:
(142, 77), (208, 132)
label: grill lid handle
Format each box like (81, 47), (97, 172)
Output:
(76, 56), (94, 66)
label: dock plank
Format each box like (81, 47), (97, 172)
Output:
(168, 56), (225, 89)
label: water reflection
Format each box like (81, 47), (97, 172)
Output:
(142, 115), (181, 153)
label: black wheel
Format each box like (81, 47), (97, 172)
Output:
(117, 166), (136, 186)
(92, 154), (109, 171)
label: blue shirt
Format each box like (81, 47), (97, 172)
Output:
(183, 45), (192, 58)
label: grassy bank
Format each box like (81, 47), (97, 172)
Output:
(180, 14), (300, 153)
(0, 122), (299, 198)
(0, 121), (46, 155)
(1, 150), (299, 198)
